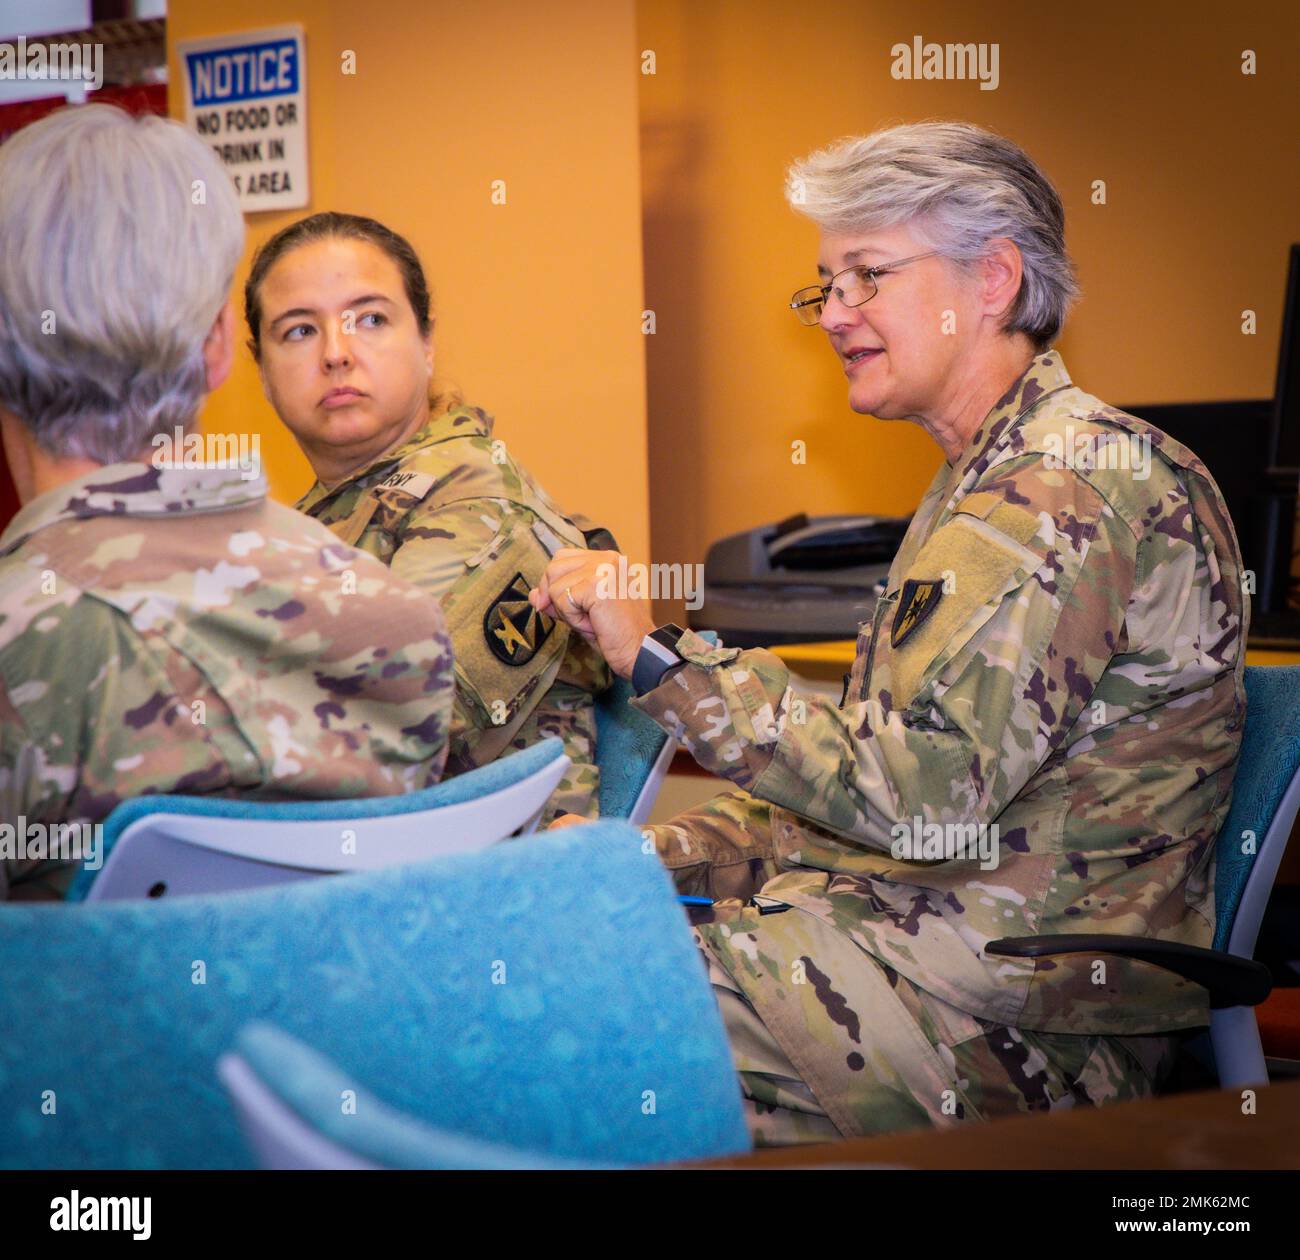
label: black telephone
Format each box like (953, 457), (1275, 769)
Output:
(689, 512), (910, 648)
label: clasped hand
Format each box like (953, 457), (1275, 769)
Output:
(527, 548), (657, 680)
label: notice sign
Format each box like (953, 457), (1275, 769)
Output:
(177, 25), (309, 213)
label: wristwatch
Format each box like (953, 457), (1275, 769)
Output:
(631, 623), (689, 696)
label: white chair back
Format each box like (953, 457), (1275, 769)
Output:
(87, 752), (570, 901)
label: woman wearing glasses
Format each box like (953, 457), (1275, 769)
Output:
(538, 122), (1247, 1145)
(245, 213), (611, 824)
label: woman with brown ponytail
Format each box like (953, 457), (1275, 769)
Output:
(245, 212), (611, 823)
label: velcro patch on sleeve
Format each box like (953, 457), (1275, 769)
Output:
(888, 512), (1042, 707)
(442, 518), (568, 730)
(953, 492), (1041, 549)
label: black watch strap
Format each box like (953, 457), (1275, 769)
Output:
(631, 623), (688, 696)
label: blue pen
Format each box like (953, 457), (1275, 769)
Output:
(677, 895), (714, 906)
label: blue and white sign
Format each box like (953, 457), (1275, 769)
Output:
(177, 24), (309, 213)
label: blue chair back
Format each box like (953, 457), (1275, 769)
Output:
(596, 677), (672, 819)
(222, 1023), (627, 1168)
(67, 738), (567, 901)
(1212, 665), (1300, 954)
(595, 631), (716, 821)
(0, 823), (749, 1168)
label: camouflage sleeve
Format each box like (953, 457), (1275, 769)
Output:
(0, 683), (39, 821)
(0, 679), (46, 897)
(0, 596), (147, 898)
(388, 495), (518, 765)
(632, 459), (1137, 851)
(390, 496), (608, 815)
(388, 497), (506, 601)
(0, 590), (137, 833)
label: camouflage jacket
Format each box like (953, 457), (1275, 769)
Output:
(0, 463), (455, 898)
(296, 400), (612, 822)
(633, 351), (1248, 1035)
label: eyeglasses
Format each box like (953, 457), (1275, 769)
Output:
(789, 251), (939, 325)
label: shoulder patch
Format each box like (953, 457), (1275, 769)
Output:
(483, 572), (555, 666)
(892, 578), (943, 647)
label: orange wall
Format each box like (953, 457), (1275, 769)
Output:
(168, 0), (651, 563)
(638, 0), (1300, 613)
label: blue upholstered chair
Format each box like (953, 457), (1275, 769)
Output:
(596, 676), (677, 823)
(69, 738), (569, 902)
(219, 1021), (915, 1170)
(989, 665), (1300, 1089)
(0, 823), (750, 1169)
(595, 631), (717, 824)
(219, 1023), (625, 1169)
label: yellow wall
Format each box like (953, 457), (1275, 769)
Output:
(638, 0), (1300, 615)
(168, 0), (1300, 596)
(168, 0), (651, 563)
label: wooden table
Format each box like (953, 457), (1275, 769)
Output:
(695, 1077), (1300, 1169)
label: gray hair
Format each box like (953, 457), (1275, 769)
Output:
(0, 104), (243, 462)
(787, 122), (1078, 349)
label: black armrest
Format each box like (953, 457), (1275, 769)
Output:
(985, 934), (1273, 1009)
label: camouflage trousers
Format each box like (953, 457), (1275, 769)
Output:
(648, 791), (1180, 1148)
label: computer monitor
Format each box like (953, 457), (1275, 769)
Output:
(1270, 243), (1300, 475)
(1121, 243), (1300, 631)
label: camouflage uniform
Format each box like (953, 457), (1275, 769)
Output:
(297, 398), (612, 825)
(634, 351), (1247, 1144)
(0, 463), (455, 899)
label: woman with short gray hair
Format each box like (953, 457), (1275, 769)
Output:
(537, 121), (1247, 1145)
(787, 120), (1078, 349)
(0, 103), (244, 465)
(0, 106), (455, 896)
